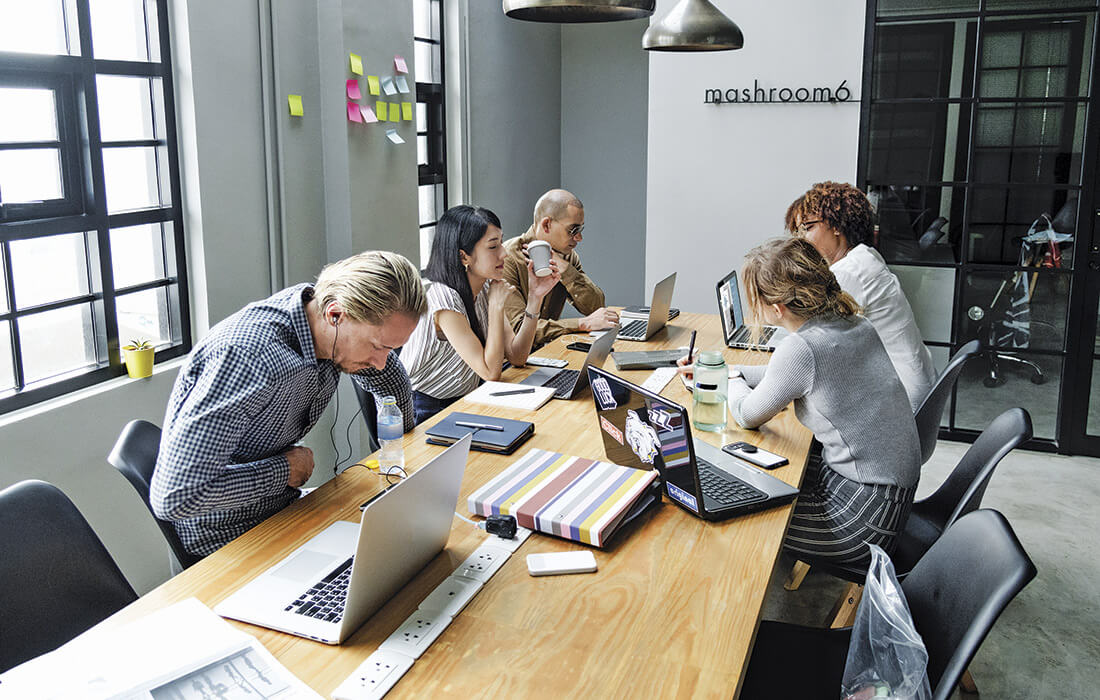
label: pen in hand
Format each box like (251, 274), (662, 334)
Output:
(686, 329), (697, 366)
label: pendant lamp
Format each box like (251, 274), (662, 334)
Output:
(643, 0), (744, 51)
(503, 0), (655, 23)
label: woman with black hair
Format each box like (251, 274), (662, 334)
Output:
(400, 205), (561, 423)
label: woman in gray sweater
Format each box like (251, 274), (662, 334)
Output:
(729, 238), (920, 567)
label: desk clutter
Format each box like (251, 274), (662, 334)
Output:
(467, 448), (661, 548)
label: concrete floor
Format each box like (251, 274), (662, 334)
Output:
(761, 440), (1100, 699)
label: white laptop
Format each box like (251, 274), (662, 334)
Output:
(215, 435), (472, 645)
(617, 272), (676, 341)
(716, 269), (788, 352)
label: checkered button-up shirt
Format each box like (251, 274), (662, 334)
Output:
(151, 283), (415, 556)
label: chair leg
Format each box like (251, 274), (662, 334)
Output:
(827, 582), (864, 629)
(960, 669), (979, 695)
(784, 560), (811, 591)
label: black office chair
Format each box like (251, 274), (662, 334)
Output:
(0, 480), (138, 673)
(914, 339), (982, 465)
(742, 509), (1037, 700)
(108, 419), (202, 571)
(353, 384), (381, 453)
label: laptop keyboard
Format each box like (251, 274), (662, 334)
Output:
(619, 319), (647, 339)
(543, 368), (579, 398)
(284, 556), (353, 622)
(732, 325), (776, 346)
(697, 460), (768, 508)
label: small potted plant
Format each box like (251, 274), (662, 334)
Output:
(122, 338), (155, 379)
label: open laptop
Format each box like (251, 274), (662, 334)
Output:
(716, 269), (789, 352)
(214, 435), (472, 644)
(617, 272), (676, 342)
(520, 323), (617, 399)
(586, 366), (798, 521)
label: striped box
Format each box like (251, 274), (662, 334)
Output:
(467, 448), (659, 548)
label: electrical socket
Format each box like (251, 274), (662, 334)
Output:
(331, 648), (414, 700)
(379, 609), (453, 659)
(417, 574), (482, 617)
(453, 543), (511, 583)
(487, 525), (533, 553)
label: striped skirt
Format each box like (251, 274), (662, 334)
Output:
(783, 463), (915, 568)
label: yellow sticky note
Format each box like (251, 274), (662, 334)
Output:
(377, 101), (388, 121)
(287, 94), (303, 117)
(401, 102), (413, 121)
(367, 75), (381, 96)
(349, 53), (363, 75)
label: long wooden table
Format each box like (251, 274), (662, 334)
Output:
(109, 312), (811, 698)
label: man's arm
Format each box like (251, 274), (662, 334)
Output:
(351, 350), (416, 432)
(502, 286), (578, 347)
(559, 254), (605, 316)
(151, 348), (293, 522)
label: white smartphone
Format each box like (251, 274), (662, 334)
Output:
(526, 551), (598, 576)
(722, 441), (788, 469)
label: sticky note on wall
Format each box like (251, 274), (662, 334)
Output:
(346, 79), (361, 100)
(394, 55), (408, 73)
(367, 75), (381, 96)
(288, 94), (303, 116)
(377, 101), (388, 121)
(349, 53), (363, 75)
(401, 102), (413, 121)
(360, 105), (378, 123)
(347, 101), (363, 123)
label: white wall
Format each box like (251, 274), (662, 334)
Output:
(645, 0), (867, 313)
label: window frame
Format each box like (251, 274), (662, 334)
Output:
(415, 0), (447, 267)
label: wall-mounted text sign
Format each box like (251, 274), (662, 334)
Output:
(704, 80), (857, 105)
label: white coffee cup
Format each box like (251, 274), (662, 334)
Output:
(528, 240), (553, 277)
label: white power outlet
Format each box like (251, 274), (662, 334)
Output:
(417, 574), (483, 617)
(454, 543), (511, 583)
(487, 525), (533, 553)
(379, 609), (453, 659)
(331, 648), (414, 700)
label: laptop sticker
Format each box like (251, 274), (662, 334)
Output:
(600, 416), (624, 445)
(666, 482), (699, 513)
(592, 376), (617, 410)
(626, 409), (661, 465)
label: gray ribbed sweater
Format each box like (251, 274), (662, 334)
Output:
(729, 315), (920, 488)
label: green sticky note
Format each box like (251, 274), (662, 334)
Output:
(287, 94), (304, 117)
(377, 101), (388, 122)
(401, 101), (413, 121)
(349, 53), (363, 75)
(367, 75), (381, 96)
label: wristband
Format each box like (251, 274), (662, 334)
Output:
(524, 309), (538, 321)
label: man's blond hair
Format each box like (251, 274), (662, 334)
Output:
(313, 251), (426, 324)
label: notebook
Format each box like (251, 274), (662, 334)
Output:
(519, 324), (617, 399)
(617, 272), (676, 341)
(426, 411), (535, 454)
(466, 447), (661, 548)
(586, 365), (798, 521)
(464, 381), (556, 411)
(214, 435), (471, 644)
(611, 347), (688, 370)
(716, 269), (788, 352)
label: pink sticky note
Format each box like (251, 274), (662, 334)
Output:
(347, 101), (363, 123)
(360, 105), (378, 123)
(394, 55), (408, 73)
(346, 79), (361, 100)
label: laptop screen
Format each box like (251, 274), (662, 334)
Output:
(717, 271), (744, 341)
(587, 366), (702, 514)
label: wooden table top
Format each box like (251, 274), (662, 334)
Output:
(109, 313), (810, 699)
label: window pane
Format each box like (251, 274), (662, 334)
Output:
(418, 183), (437, 223)
(868, 185), (964, 264)
(102, 145), (168, 213)
(0, 1), (68, 55)
(413, 0), (432, 38)
(19, 303), (96, 384)
(955, 351), (1060, 439)
(981, 16), (1093, 98)
(0, 88), (59, 142)
(968, 188), (1077, 264)
(420, 225), (435, 270)
(0, 321), (12, 391)
(0, 149), (63, 203)
(890, 265), (956, 344)
(110, 222), (166, 288)
(960, 270), (1069, 353)
(0, 253), (7, 314)
(987, 0), (1098, 10)
(877, 0), (978, 17)
(9, 232), (89, 308)
(866, 103), (954, 183)
(97, 75), (163, 142)
(116, 286), (170, 347)
(417, 135), (428, 166)
(89, 0), (159, 61)
(416, 102), (427, 130)
(872, 22), (960, 100)
(414, 41), (433, 83)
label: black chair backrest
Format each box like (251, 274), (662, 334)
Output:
(921, 407), (1031, 531)
(915, 340), (982, 464)
(107, 419), (201, 570)
(0, 480), (138, 673)
(901, 509), (1036, 700)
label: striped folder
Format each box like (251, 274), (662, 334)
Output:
(467, 448), (660, 548)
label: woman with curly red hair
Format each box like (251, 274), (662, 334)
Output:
(786, 181), (935, 410)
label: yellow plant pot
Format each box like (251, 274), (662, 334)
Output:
(123, 346), (155, 378)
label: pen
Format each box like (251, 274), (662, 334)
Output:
(454, 420), (506, 431)
(686, 329), (697, 365)
(489, 388), (536, 397)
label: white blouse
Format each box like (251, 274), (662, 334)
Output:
(830, 244), (936, 411)
(400, 281), (490, 400)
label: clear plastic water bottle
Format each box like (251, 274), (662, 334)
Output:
(692, 351), (728, 432)
(377, 395), (405, 474)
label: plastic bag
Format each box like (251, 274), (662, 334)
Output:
(841, 545), (932, 700)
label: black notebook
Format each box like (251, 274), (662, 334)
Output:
(425, 412), (535, 455)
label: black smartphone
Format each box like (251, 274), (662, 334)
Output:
(566, 341), (592, 352)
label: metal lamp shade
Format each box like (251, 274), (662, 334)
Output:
(503, 0), (655, 23)
(643, 0), (744, 51)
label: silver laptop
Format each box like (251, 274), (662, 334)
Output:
(618, 273), (676, 341)
(214, 434), (472, 645)
(716, 269), (789, 352)
(520, 324), (617, 399)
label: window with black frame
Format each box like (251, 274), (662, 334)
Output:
(414, 0), (446, 267)
(862, 0), (1097, 445)
(0, 0), (189, 414)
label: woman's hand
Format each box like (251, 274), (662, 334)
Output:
(676, 352), (698, 380)
(487, 278), (513, 312)
(527, 257), (561, 299)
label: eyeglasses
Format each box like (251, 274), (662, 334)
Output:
(796, 219), (821, 235)
(556, 219), (585, 239)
